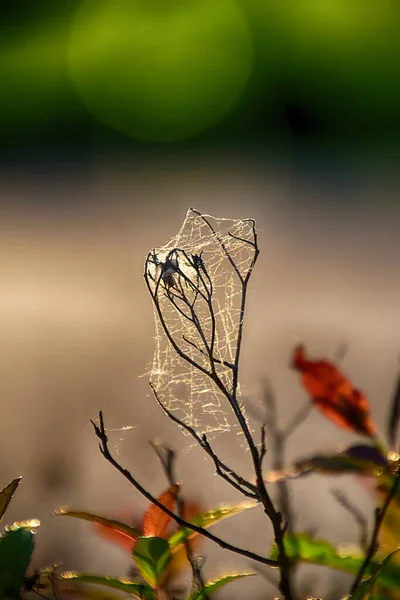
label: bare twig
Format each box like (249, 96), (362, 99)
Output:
(283, 402), (313, 439)
(331, 488), (369, 553)
(150, 441), (208, 598)
(260, 424), (267, 466)
(261, 380), (312, 532)
(150, 383), (257, 499)
(150, 442), (208, 600)
(242, 382), (313, 597)
(349, 466), (400, 594)
(144, 210), (293, 599)
(150, 441), (175, 487)
(91, 411), (277, 568)
(192, 212), (293, 599)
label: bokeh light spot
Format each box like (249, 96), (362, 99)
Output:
(68, 0), (253, 141)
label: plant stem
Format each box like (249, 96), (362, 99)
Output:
(91, 412), (278, 568)
(350, 466), (400, 594)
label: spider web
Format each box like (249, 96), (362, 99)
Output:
(145, 208), (257, 438)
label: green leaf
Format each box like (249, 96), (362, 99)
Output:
(54, 507), (140, 543)
(351, 548), (400, 600)
(191, 573), (255, 600)
(0, 478), (21, 524)
(133, 536), (172, 588)
(168, 501), (257, 552)
(0, 527), (35, 599)
(60, 572), (156, 599)
(270, 534), (400, 590)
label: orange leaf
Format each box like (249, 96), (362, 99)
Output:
(142, 484), (180, 537)
(292, 344), (377, 437)
(95, 522), (140, 552)
(91, 511), (141, 552)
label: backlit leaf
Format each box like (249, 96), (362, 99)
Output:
(60, 589), (121, 600)
(54, 508), (140, 551)
(133, 536), (171, 588)
(351, 548), (400, 599)
(161, 499), (204, 581)
(60, 572), (155, 599)
(371, 476), (400, 567)
(292, 345), (377, 437)
(270, 533), (400, 590)
(265, 444), (390, 483)
(168, 501), (257, 552)
(0, 478), (21, 524)
(191, 573), (255, 600)
(0, 527), (35, 599)
(142, 484), (179, 537)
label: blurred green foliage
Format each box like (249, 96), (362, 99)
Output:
(69, 0), (253, 141)
(1, 1), (400, 147)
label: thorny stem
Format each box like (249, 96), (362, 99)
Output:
(145, 210), (293, 599)
(91, 411), (278, 568)
(350, 465), (400, 595)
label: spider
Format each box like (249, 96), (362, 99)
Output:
(160, 256), (179, 289)
(149, 250), (180, 289)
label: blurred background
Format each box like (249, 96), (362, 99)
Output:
(1, 1), (400, 598)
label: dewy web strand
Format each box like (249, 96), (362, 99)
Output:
(144, 208), (257, 438)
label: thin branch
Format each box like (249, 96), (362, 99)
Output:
(201, 433), (257, 499)
(144, 258), (211, 379)
(145, 211), (293, 599)
(150, 442), (175, 484)
(182, 335), (235, 370)
(150, 383), (257, 498)
(260, 424), (267, 466)
(249, 382), (314, 597)
(190, 213), (293, 598)
(190, 209), (244, 284)
(227, 230), (257, 250)
(282, 401), (313, 439)
(91, 411), (276, 567)
(150, 442), (208, 598)
(261, 385), (312, 533)
(331, 488), (369, 553)
(349, 466), (400, 594)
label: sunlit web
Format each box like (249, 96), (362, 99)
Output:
(144, 208), (257, 438)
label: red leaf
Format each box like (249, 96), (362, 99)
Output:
(292, 345), (377, 437)
(95, 523), (139, 552)
(142, 484), (180, 537)
(92, 512), (141, 552)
